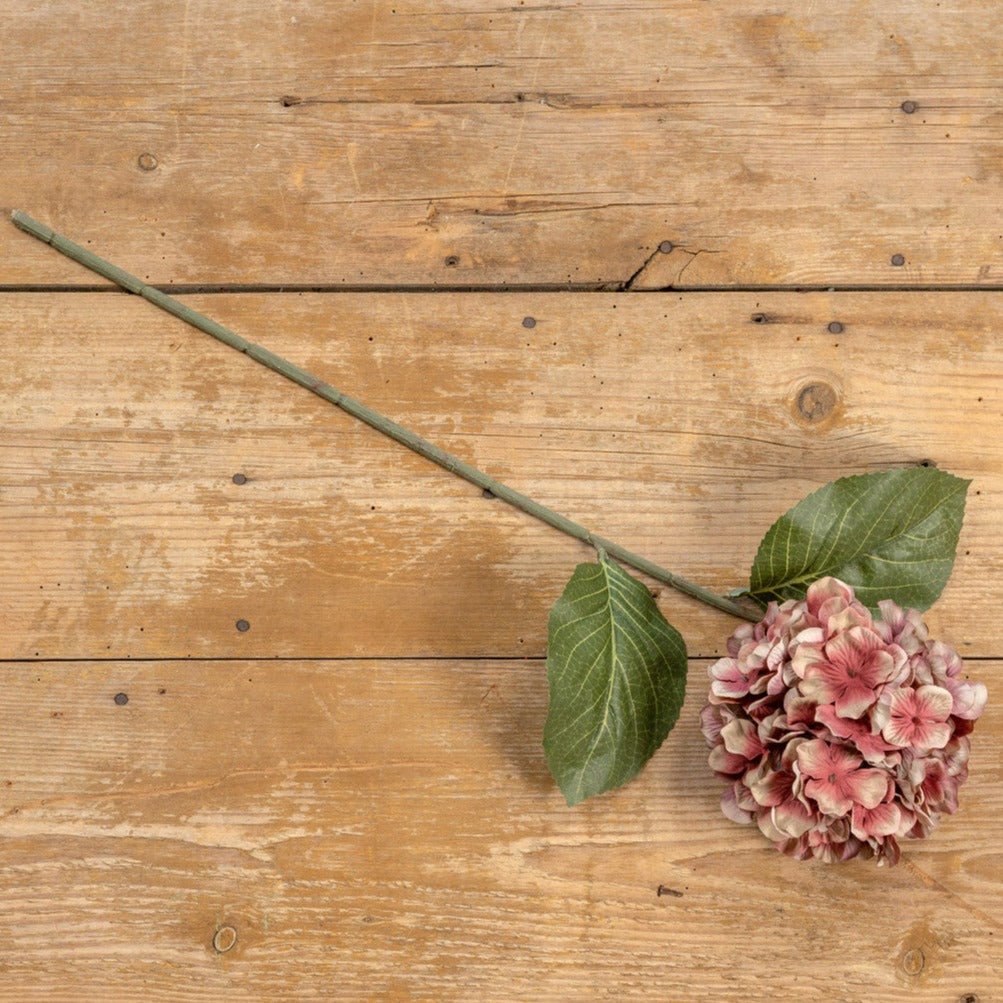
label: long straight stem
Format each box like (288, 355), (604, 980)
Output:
(10, 210), (757, 621)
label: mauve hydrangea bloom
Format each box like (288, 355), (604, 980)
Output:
(701, 577), (986, 865)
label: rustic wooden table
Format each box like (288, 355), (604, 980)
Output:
(1, 3), (1000, 1000)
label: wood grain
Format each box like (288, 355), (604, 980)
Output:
(2, 1), (1001, 287)
(0, 657), (997, 1001)
(1, 291), (1000, 661)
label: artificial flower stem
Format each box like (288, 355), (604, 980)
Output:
(10, 210), (758, 622)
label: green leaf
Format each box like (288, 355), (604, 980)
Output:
(745, 468), (969, 611)
(543, 555), (687, 806)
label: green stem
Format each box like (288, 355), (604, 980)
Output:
(10, 210), (758, 622)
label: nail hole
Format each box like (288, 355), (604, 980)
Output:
(213, 926), (238, 954)
(280, 95), (302, 107)
(482, 488), (496, 499)
(113, 692), (129, 706)
(235, 619), (250, 633)
(443, 255), (459, 267)
(232, 473), (248, 485)
(751, 313), (769, 324)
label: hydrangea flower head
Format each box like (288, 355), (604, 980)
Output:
(701, 577), (986, 865)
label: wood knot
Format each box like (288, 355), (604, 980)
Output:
(901, 947), (925, 976)
(137, 152), (158, 172)
(793, 381), (839, 425)
(213, 926), (237, 954)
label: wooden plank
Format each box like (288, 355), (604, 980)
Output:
(2, 1), (1001, 287)
(2, 291), (1000, 660)
(0, 658), (997, 1000)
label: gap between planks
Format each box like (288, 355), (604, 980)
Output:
(4, 284), (1003, 294)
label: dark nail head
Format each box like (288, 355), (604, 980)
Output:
(900, 100), (918, 114)
(827, 321), (844, 334)
(236, 619), (250, 633)
(891, 253), (906, 266)
(114, 692), (129, 706)
(522, 316), (536, 329)
(232, 473), (248, 485)
(658, 240), (674, 254)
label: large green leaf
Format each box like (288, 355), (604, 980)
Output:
(543, 555), (687, 806)
(744, 468), (969, 611)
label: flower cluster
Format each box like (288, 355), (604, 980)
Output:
(701, 577), (986, 864)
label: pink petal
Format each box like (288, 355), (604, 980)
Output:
(798, 662), (844, 705)
(843, 767), (889, 810)
(834, 679), (880, 719)
(941, 736), (971, 776)
(791, 642), (825, 680)
(877, 599), (906, 635)
(823, 626), (883, 669)
(948, 680), (988, 721)
(825, 602), (873, 634)
(814, 704), (857, 738)
(910, 720), (952, 751)
(914, 684), (953, 722)
(709, 658), (750, 700)
(699, 704), (724, 747)
(772, 797), (815, 838)
(855, 731), (896, 764)
(864, 647), (903, 685)
(804, 778), (854, 817)
(720, 784), (754, 825)
(721, 718), (763, 759)
(747, 768), (790, 808)
(794, 738), (832, 778)
(709, 745), (748, 776)
(851, 802), (901, 839)
(807, 577), (854, 609)
(783, 690), (817, 727)
(756, 809), (787, 843)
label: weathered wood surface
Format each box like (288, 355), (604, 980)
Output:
(2, 1), (1001, 287)
(4, 1), (1002, 997)
(1, 291), (1000, 661)
(0, 658), (998, 1001)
